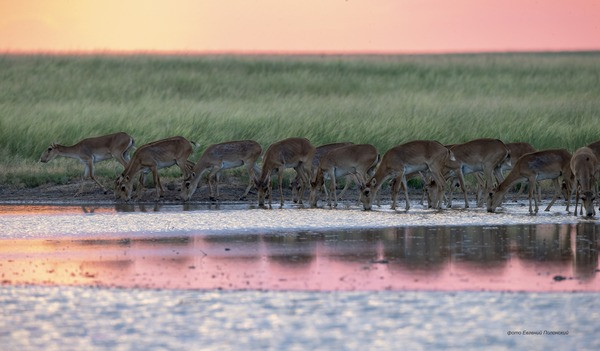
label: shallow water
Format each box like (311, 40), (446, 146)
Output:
(1, 203), (599, 349)
(1, 204), (598, 292)
(1, 286), (599, 351)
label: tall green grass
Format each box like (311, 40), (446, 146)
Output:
(1, 53), (599, 187)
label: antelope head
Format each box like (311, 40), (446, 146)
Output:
(308, 170), (323, 208)
(115, 175), (133, 202)
(254, 175), (270, 208)
(179, 172), (198, 202)
(425, 179), (442, 209)
(40, 143), (59, 163)
(289, 177), (301, 203)
(487, 188), (503, 213)
(359, 178), (377, 211)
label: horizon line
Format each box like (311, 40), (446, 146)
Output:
(1, 48), (600, 57)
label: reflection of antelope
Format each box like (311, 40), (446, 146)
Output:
(254, 137), (315, 208)
(525, 224), (572, 261)
(40, 132), (134, 196)
(574, 223), (599, 280)
(570, 147), (598, 217)
(360, 140), (453, 211)
(115, 136), (195, 201)
(180, 140), (262, 202)
(309, 144), (378, 208)
(487, 149), (572, 214)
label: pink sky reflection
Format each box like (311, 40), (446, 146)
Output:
(1, 223), (598, 292)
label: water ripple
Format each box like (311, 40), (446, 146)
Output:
(1, 286), (598, 350)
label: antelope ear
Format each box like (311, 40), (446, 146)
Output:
(50, 143), (57, 149)
(354, 175), (365, 188)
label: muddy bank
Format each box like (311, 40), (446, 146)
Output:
(0, 180), (556, 206)
(0, 180), (284, 204)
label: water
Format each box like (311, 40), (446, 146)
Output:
(1, 287), (598, 350)
(1, 224), (598, 291)
(1, 204), (599, 349)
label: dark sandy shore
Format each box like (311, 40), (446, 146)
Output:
(0, 179), (549, 205)
(0, 181), (253, 203)
(0, 179), (393, 204)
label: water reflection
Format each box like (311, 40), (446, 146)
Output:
(0, 223), (598, 291)
(260, 232), (319, 267)
(515, 224), (572, 261)
(574, 223), (599, 281)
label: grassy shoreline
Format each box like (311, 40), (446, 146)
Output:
(1, 52), (599, 187)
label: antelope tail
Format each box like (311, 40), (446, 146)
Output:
(190, 141), (201, 151)
(253, 163), (262, 176)
(448, 150), (456, 161)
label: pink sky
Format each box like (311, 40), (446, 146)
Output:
(1, 0), (599, 53)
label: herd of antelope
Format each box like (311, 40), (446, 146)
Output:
(39, 132), (600, 217)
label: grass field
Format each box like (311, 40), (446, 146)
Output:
(1, 52), (599, 188)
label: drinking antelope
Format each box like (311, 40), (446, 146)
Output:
(180, 140), (262, 202)
(40, 132), (134, 196)
(570, 147), (598, 217)
(500, 142), (538, 201)
(585, 140), (600, 205)
(586, 140), (600, 160)
(291, 142), (353, 203)
(446, 138), (510, 208)
(254, 137), (315, 208)
(487, 149), (573, 214)
(360, 140), (454, 211)
(309, 144), (378, 208)
(455, 142), (538, 205)
(115, 136), (196, 201)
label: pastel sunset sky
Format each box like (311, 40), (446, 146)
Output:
(1, 0), (599, 53)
